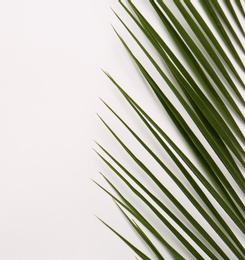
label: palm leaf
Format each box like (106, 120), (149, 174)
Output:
(201, 0), (244, 68)
(95, 1), (244, 259)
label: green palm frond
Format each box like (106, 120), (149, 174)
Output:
(95, 1), (244, 259)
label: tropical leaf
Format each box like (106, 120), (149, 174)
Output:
(95, 1), (244, 259)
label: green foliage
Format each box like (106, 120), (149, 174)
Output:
(95, 1), (244, 259)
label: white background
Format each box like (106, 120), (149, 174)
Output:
(0, 0), (140, 259)
(0, 0), (244, 259)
